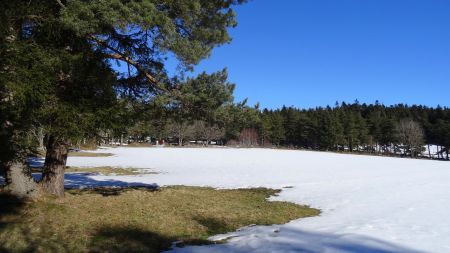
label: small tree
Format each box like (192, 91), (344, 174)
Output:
(239, 128), (259, 147)
(395, 119), (425, 157)
(193, 120), (225, 145)
(166, 120), (195, 146)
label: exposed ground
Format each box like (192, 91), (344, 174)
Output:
(0, 187), (318, 253)
(65, 166), (156, 176)
(68, 152), (113, 157)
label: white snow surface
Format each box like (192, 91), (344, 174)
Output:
(67, 147), (450, 253)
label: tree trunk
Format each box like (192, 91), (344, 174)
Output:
(41, 136), (68, 197)
(37, 127), (45, 151)
(4, 161), (39, 199)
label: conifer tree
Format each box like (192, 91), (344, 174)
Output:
(1, 0), (246, 197)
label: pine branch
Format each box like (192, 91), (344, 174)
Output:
(104, 53), (163, 89)
(88, 35), (168, 93)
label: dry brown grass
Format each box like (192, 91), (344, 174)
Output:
(68, 152), (113, 157)
(65, 166), (156, 176)
(0, 187), (319, 253)
(78, 143), (99, 150)
(36, 150), (113, 158)
(124, 142), (153, 147)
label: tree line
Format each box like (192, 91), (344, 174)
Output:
(114, 101), (450, 161)
(258, 102), (449, 159)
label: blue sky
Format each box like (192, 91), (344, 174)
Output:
(187, 0), (450, 109)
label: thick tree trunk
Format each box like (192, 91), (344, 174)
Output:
(41, 136), (68, 197)
(3, 161), (39, 199)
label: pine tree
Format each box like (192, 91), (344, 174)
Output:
(259, 110), (273, 146)
(1, 0), (246, 197)
(269, 113), (286, 146)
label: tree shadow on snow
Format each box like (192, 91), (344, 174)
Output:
(27, 156), (44, 168)
(63, 173), (158, 189)
(26, 156), (159, 191)
(29, 173), (159, 197)
(196, 226), (426, 253)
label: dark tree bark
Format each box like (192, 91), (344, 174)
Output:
(3, 161), (39, 198)
(41, 136), (68, 197)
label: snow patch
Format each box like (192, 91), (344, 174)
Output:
(62, 147), (450, 252)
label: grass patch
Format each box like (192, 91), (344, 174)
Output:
(68, 152), (113, 157)
(124, 142), (153, 147)
(65, 166), (156, 176)
(36, 150), (113, 158)
(0, 187), (319, 253)
(79, 143), (99, 151)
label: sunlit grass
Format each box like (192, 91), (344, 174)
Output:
(0, 187), (319, 253)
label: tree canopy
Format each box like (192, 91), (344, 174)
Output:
(0, 0), (246, 197)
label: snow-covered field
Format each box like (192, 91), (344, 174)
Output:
(65, 147), (450, 253)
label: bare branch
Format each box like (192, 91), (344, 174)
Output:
(56, 0), (66, 9)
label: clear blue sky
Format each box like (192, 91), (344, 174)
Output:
(188, 0), (450, 109)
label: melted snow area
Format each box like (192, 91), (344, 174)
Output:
(66, 147), (450, 253)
